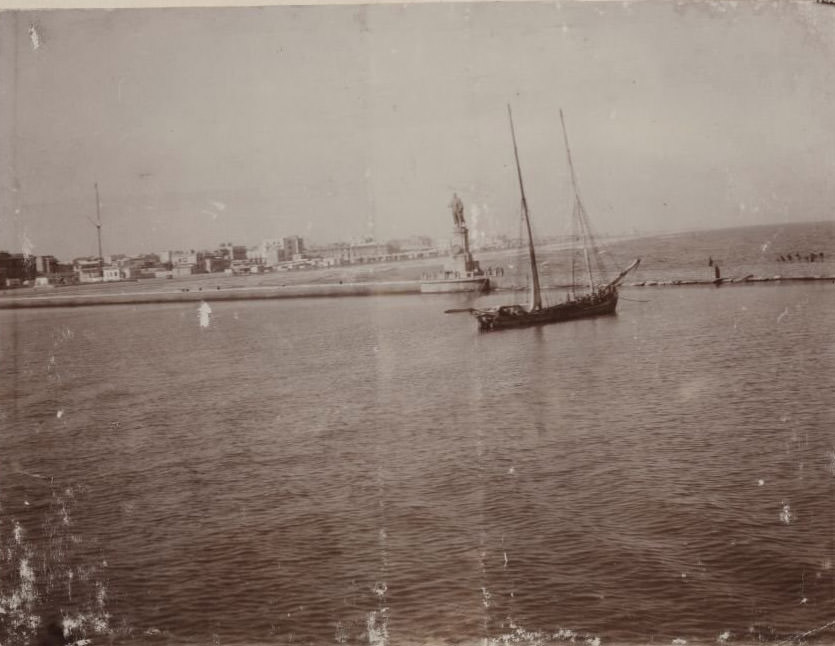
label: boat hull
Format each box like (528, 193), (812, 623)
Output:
(474, 291), (618, 331)
(420, 277), (491, 294)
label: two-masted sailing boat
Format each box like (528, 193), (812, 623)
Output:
(472, 107), (639, 332)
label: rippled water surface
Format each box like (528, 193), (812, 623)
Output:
(2, 255), (835, 645)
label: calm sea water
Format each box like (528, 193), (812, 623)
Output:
(2, 225), (835, 646)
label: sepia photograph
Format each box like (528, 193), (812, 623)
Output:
(2, 0), (835, 644)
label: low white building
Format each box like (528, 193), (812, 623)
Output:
(172, 265), (195, 278)
(160, 250), (198, 267)
(75, 259), (102, 283)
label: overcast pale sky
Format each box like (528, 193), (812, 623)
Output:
(1, 1), (834, 259)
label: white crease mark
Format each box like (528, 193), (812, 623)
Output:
(366, 608), (388, 646)
(775, 617), (835, 645)
(28, 24), (40, 50)
(780, 502), (794, 525)
(198, 301), (212, 328)
(20, 230), (35, 258)
(18, 558), (35, 602)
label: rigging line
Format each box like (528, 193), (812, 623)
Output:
(560, 109), (595, 290)
(513, 201), (525, 300)
(571, 200), (578, 298)
(560, 111), (624, 283)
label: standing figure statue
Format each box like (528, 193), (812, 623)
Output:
(450, 193), (465, 229)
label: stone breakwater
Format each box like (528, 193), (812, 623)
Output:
(630, 275), (835, 287)
(0, 281), (423, 309)
(1, 273), (833, 309)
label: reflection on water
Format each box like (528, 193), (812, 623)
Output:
(1, 279), (834, 645)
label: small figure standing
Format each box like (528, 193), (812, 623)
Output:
(450, 193), (465, 228)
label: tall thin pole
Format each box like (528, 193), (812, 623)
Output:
(507, 105), (541, 311)
(94, 183), (103, 279)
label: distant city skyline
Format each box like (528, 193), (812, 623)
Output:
(2, 1), (835, 260)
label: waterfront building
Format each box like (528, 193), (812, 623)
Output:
(283, 236), (304, 260)
(259, 239), (285, 266)
(74, 258), (103, 283)
(0, 252), (36, 286)
(347, 237), (388, 263)
(202, 255), (227, 273)
(115, 253), (161, 279)
(307, 238), (392, 265)
(172, 265), (194, 278)
(35, 255), (59, 275)
(227, 259), (262, 275)
(74, 258), (122, 283)
(306, 242), (349, 265)
(160, 250), (198, 268)
(385, 236), (439, 260)
(40, 263), (78, 285)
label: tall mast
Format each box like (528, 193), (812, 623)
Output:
(94, 183), (103, 278)
(559, 109), (594, 293)
(507, 105), (541, 311)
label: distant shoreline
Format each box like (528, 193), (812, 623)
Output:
(3, 222), (834, 310)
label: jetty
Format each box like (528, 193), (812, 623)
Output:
(629, 275), (835, 288)
(0, 280), (423, 309)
